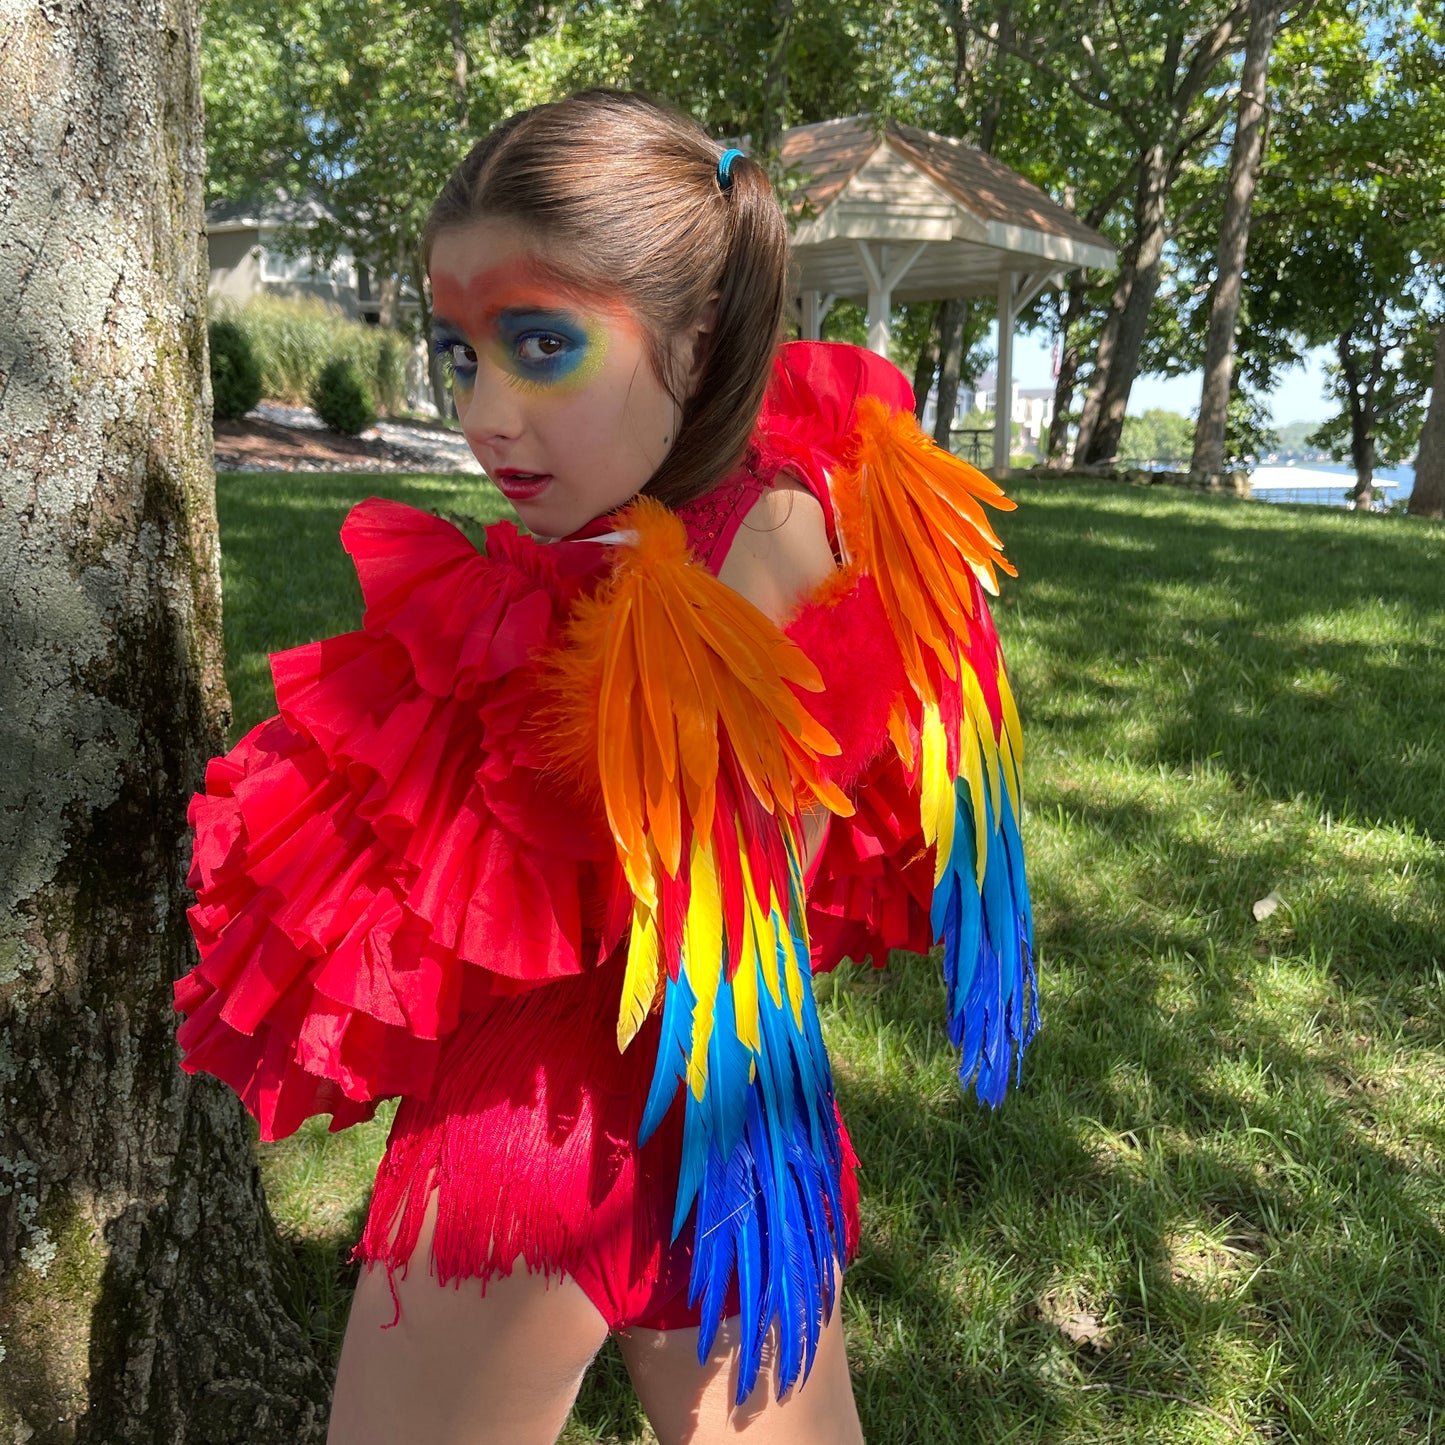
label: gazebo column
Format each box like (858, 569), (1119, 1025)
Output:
(993, 269), (1058, 472)
(994, 270), (1017, 473)
(800, 290), (837, 342)
(853, 240), (927, 356)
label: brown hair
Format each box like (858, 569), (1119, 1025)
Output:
(425, 90), (788, 509)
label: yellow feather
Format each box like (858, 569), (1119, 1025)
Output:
(919, 703), (950, 848)
(618, 907), (660, 1051)
(742, 858), (781, 1008)
(685, 839), (724, 1100)
(733, 944), (760, 1055)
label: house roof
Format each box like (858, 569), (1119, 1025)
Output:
(205, 195), (333, 235)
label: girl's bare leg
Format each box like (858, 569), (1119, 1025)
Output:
(616, 1301), (865, 1444)
(327, 1191), (610, 1445)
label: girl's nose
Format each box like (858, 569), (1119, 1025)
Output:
(455, 358), (524, 449)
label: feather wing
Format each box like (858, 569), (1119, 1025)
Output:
(539, 497), (854, 1402)
(831, 399), (1038, 1104)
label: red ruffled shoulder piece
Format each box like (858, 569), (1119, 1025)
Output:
(757, 341), (915, 510)
(762, 342), (935, 972)
(175, 498), (615, 1140)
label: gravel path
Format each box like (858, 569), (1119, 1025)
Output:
(215, 402), (482, 475)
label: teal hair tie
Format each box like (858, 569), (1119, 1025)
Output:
(717, 149), (744, 190)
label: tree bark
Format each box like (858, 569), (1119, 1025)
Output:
(1191, 0), (1282, 479)
(932, 299), (968, 449)
(0, 3), (328, 1440)
(913, 303), (941, 423)
(1408, 319), (1445, 519)
(1047, 280), (1086, 464)
(1339, 331), (1378, 507)
(758, 0), (795, 156)
(1082, 140), (1174, 463)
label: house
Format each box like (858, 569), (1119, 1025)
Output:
(919, 372), (1056, 455)
(205, 197), (393, 322)
(971, 372), (1056, 453)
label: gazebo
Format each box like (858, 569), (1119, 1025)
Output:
(781, 118), (1116, 472)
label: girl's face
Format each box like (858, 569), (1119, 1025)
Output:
(429, 219), (699, 538)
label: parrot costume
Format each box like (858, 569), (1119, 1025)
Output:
(174, 341), (1037, 1404)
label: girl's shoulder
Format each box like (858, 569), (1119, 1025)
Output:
(713, 471), (834, 626)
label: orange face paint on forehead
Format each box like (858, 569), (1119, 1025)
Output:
(429, 254), (634, 334)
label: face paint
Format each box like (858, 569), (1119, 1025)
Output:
(432, 257), (622, 398)
(428, 220), (692, 539)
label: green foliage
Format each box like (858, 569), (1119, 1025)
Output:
(216, 296), (406, 414)
(1245, 1), (1445, 486)
(1118, 409), (1195, 467)
(222, 472), (1445, 1440)
(309, 356), (375, 436)
(1274, 420), (1328, 459)
(207, 316), (262, 420)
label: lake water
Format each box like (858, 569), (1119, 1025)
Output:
(1249, 461), (1416, 508)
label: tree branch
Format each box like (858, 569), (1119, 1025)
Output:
(1175, 1), (1250, 115)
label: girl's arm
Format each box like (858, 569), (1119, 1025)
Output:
(716, 475), (838, 867)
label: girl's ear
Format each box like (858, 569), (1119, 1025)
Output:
(681, 293), (721, 399)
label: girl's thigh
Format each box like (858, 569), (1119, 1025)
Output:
(615, 1305), (865, 1445)
(327, 1192), (610, 1445)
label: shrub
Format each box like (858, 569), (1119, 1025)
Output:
(213, 295), (410, 415)
(309, 355), (376, 435)
(208, 317), (262, 420)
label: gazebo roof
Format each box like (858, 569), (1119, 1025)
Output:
(783, 116), (1115, 300)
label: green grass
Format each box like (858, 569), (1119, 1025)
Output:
(218, 472), (1445, 1443)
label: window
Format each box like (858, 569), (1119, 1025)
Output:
(258, 231), (354, 287)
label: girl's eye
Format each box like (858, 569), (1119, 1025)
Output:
(516, 333), (569, 364)
(449, 342), (477, 372)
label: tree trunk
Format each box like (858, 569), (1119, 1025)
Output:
(1083, 140), (1174, 464)
(1074, 281), (1123, 462)
(1408, 319), (1445, 519)
(413, 251), (453, 419)
(1339, 332), (1377, 507)
(1191, 0), (1282, 479)
(0, 4), (328, 1441)
(1047, 280), (1087, 464)
(975, 4), (1012, 153)
(758, 0), (795, 156)
(932, 298), (967, 449)
(913, 303), (941, 423)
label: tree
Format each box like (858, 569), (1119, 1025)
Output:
(0, 2), (328, 1439)
(1410, 319), (1445, 519)
(1247, 3), (1445, 503)
(989, 0), (1250, 465)
(1190, 0), (1285, 478)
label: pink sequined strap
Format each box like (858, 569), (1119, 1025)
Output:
(675, 456), (771, 575)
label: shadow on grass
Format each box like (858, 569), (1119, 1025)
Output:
(827, 933), (1444, 1442)
(1004, 480), (1445, 841)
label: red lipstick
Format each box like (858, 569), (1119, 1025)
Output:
(492, 469), (553, 500)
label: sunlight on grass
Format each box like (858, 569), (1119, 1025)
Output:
(219, 474), (1445, 1442)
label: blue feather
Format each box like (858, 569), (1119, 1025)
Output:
(934, 748), (1038, 1109)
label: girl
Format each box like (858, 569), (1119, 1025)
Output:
(176, 89), (1035, 1445)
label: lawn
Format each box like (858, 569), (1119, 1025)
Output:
(216, 470), (1445, 1443)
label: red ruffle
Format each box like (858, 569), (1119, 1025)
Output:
(758, 341), (917, 502)
(175, 500), (615, 1140)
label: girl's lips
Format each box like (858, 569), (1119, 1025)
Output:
(492, 469), (553, 500)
